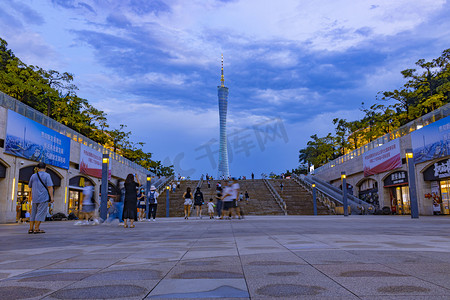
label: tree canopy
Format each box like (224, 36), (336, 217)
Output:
(299, 48), (450, 169)
(0, 37), (173, 176)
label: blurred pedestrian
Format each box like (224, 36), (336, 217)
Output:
(183, 187), (193, 219)
(123, 174), (140, 228)
(28, 162), (53, 234)
(280, 182), (284, 192)
(215, 187), (223, 218)
(245, 191), (249, 203)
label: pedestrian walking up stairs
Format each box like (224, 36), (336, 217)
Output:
(155, 180), (199, 217)
(197, 180), (284, 216)
(270, 178), (331, 215)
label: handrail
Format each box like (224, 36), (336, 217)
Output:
(155, 175), (174, 194)
(0, 91), (152, 175)
(263, 178), (287, 215)
(292, 174), (339, 213)
(196, 174), (204, 190)
(294, 174), (374, 214)
(313, 102), (450, 174)
(310, 175), (374, 211)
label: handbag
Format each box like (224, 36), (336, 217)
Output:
(36, 172), (51, 201)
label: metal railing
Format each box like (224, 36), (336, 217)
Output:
(0, 91), (150, 174)
(263, 178), (287, 215)
(295, 174), (375, 214)
(314, 102), (450, 174)
(291, 174), (337, 214)
(155, 175), (174, 194)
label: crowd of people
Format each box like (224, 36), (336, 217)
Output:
(25, 164), (254, 234)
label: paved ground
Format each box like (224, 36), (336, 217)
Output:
(1, 215), (450, 299)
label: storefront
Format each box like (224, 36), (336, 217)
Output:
(423, 158), (450, 215)
(17, 166), (62, 221)
(358, 179), (379, 208)
(68, 176), (95, 216)
(384, 171), (410, 215)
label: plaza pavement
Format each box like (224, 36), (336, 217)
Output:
(1, 215), (450, 299)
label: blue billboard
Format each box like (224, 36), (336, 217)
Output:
(411, 115), (450, 164)
(5, 110), (71, 169)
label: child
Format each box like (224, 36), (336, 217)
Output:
(207, 198), (215, 219)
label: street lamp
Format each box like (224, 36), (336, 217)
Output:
(100, 153), (109, 221)
(166, 185), (170, 218)
(406, 149), (419, 218)
(146, 175), (151, 220)
(312, 183), (317, 216)
(341, 172), (348, 216)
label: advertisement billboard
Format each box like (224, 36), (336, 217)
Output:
(363, 139), (401, 177)
(411, 115), (450, 164)
(80, 144), (111, 179)
(5, 110), (70, 169)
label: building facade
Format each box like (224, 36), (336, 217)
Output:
(217, 55), (230, 179)
(313, 103), (450, 216)
(0, 92), (153, 223)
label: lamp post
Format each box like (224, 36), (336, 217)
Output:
(406, 149), (419, 219)
(341, 172), (348, 216)
(146, 175), (151, 220)
(166, 185), (170, 218)
(312, 183), (317, 216)
(100, 153), (109, 221)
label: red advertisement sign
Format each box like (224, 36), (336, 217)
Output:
(80, 144), (111, 179)
(363, 139), (401, 176)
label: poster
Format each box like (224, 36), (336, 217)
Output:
(411, 115), (450, 164)
(80, 144), (111, 179)
(5, 110), (70, 169)
(363, 139), (401, 176)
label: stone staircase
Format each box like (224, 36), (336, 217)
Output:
(154, 179), (287, 217)
(200, 179), (284, 216)
(270, 179), (331, 215)
(155, 180), (199, 217)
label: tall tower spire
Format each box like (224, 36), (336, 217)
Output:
(217, 54), (230, 179)
(220, 54), (225, 87)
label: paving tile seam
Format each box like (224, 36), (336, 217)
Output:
(247, 222), (363, 299)
(142, 223), (214, 299)
(230, 221), (252, 299)
(378, 260), (450, 293)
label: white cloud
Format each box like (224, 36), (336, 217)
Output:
(252, 87), (322, 105)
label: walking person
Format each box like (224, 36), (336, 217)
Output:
(280, 182), (284, 193)
(183, 187), (193, 219)
(215, 187), (223, 218)
(251, 173), (254, 180)
(77, 181), (96, 225)
(207, 198), (215, 219)
(28, 162), (53, 234)
(106, 181), (124, 225)
(123, 174), (140, 228)
(172, 182), (176, 193)
(148, 185), (159, 221)
(245, 191), (250, 203)
(137, 187), (146, 221)
(194, 187), (204, 219)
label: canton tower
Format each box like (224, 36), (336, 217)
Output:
(217, 55), (230, 179)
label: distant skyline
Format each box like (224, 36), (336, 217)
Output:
(1, 0), (450, 178)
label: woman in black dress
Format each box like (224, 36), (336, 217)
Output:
(123, 173), (140, 228)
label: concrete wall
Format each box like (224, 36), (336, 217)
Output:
(0, 106), (152, 223)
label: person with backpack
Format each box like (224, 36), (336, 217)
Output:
(28, 162), (53, 234)
(194, 187), (204, 219)
(148, 185), (159, 221)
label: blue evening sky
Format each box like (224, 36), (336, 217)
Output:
(1, 0), (450, 178)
